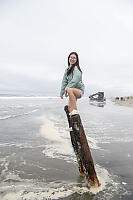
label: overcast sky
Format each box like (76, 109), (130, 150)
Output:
(0, 0), (133, 96)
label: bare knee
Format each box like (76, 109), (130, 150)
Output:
(67, 88), (73, 95)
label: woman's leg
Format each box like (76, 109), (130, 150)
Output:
(67, 88), (81, 113)
(68, 99), (72, 113)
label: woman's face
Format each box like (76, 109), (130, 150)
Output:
(69, 54), (77, 66)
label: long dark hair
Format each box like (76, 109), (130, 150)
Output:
(67, 52), (82, 76)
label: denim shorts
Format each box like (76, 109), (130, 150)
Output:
(77, 90), (83, 99)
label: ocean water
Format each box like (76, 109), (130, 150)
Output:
(0, 96), (133, 200)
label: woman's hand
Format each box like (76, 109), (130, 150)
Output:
(60, 94), (64, 99)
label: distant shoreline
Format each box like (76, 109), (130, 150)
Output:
(0, 96), (60, 99)
(114, 96), (133, 108)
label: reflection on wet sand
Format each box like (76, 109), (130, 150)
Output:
(89, 101), (106, 107)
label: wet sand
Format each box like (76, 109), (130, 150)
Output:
(1, 97), (133, 199)
(114, 98), (133, 108)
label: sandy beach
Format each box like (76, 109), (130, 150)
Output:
(114, 97), (133, 108)
(0, 97), (133, 200)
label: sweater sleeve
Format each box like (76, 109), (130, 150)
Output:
(60, 69), (68, 95)
(65, 66), (81, 91)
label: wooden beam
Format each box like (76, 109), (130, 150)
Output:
(64, 105), (99, 187)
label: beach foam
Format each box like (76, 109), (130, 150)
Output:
(39, 114), (100, 162)
(39, 115), (74, 162)
(0, 164), (126, 200)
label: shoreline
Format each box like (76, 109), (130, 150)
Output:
(114, 98), (133, 108)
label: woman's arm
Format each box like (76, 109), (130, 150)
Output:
(60, 69), (68, 96)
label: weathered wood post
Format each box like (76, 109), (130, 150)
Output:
(64, 105), (99, 187)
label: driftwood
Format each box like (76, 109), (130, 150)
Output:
(64, 105), (99, 187)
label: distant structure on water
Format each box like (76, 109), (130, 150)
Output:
(89, 92), (106, 107)
(89, 92), (106, 102)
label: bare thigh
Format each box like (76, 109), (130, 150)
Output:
(70, 88), (82, 99)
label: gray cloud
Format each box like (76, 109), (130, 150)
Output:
(0, 0), (133, 96)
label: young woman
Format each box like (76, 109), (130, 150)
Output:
(60, 52), (85, 116)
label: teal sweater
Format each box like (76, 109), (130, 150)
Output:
(60, 66), (85, 95)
